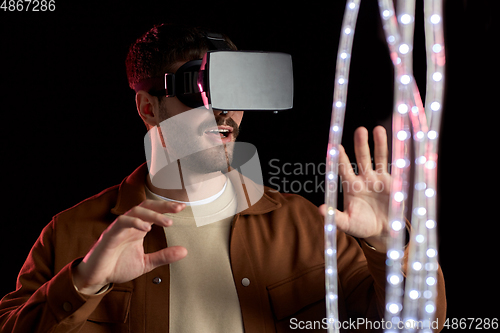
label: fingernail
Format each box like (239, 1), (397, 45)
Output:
(173, 203), (184, 210)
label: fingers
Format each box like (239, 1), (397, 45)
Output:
(373, 126), (388, 174)
(353, 126), (389, 175)
(138, 199), (185, 215)
(354, 127), (372, 175)
(145, 246), (188, 271)
(129, 200), (185, 226)
(109, 200), (185, 236)
(338, 144), (356, 182)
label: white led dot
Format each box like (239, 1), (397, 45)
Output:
(412, 261), (422, 271)
(425, 188), (435, 197)
(416, 207), (427, 216)
(328, 172), (335, 180)
(426, 219), (436, 229)
(389, 250), (400, 260)
(425, 160), (437, 169)
(335, 101), (343, 108)
(432, 72), (442, 81)
(395, 158), (406, 168)
(340, 52), (348, 59)
(405, 319), (417, 329)
(400, 14), (412, 24)
(388, 303), (399, 314)
(397, 103), (409, 114)
(338, 78), (345, 84)
(415, 182), (426, 190)
(400, 75), (411, 84)
(329, 148), (337, 156)
(430, 101), (441, 111)
(416, 156), (427, 164)
(326, 248), (334, 255)
(427, 130), (437, 139)
(399, 43), (410, 54)
(430, 14), (441, 24)
(397, 130), (408, 141)
(416, 131), (425, 140)
(327, 268), (333, 275)
(426, 262), (437, 271)
(387, 35), (395, 43)
(415, 234), (425, 243)
(389, 274), (401, 285)
(432, 43), (442, 53)
(426, 304), (436, 313)
(349, 2), (356, 9)
(394, 192), (404, 202)
(426, 276), (436, 286)
(328, 209), (334, 216)
(391, 220), (403, 231)
(426, 248), (437, 258)
(383, 10), (391, 18)
(344, 27), (352, 35)
(326, 224), (334, 232)
(409, 290), (420, 299)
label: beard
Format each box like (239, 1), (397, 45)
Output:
(161, 114), (240, 175)
(179, 142), (234, 174)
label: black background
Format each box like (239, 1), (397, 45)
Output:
(1, 0), (497, 329)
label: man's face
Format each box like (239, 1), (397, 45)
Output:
(156, 61), (244, 175)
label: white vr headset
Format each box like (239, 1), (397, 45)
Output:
(134, 32), (294, 111)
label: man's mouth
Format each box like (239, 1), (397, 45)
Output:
(204, 126), (233, 143)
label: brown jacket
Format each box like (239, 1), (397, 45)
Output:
(0, 163), (446, 332)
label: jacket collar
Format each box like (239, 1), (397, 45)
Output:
(111, 162), (281, 216)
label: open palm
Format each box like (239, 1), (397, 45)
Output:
(320, 126), (391, 250)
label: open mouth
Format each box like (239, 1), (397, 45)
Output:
(204, 126), (233, 142)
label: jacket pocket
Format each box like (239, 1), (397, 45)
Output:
(87, 286), (133, 324)
(267, 264), (325, 321)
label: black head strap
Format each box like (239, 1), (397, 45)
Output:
(203, 31), (232, 51)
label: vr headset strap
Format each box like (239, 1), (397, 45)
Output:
(203, 32), (232, 51)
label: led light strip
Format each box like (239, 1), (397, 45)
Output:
(376, 0), (444, 332)
(378, 0), (419, 328)
(325, 1), (361, 332)
(329, 1), (444, 332)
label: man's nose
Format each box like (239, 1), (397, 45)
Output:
(213, 109), (234, 118)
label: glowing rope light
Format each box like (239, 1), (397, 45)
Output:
(376, 0), (444, 332)
(328, 2), (443, 331)
(325, 1), (361, 332)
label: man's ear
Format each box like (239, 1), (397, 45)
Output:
(136, 90), (160, 127)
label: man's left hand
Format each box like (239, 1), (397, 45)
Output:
(319, 126), (391, 251)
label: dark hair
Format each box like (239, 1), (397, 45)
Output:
(126, 23), (237, 91)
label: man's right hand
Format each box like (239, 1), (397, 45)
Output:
(72, 200), (187, 295)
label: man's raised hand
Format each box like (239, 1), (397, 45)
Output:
(320, 126), (392, 251)
(72, 200), (187, 295)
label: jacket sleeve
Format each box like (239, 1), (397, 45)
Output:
(336, 228), (446, 332)
(0, 220), (111, 333)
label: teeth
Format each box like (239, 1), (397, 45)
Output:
(208, 129), (229, 133)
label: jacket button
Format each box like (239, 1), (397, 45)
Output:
(62, 302), (73, 312)
(241, 278), (250, 287)
(152, 277), (162, 284)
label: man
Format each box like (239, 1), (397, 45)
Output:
(0, 24), (446, 332)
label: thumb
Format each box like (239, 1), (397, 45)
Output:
(318, 205), (349, 231)
(144, 246), (188, 272)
